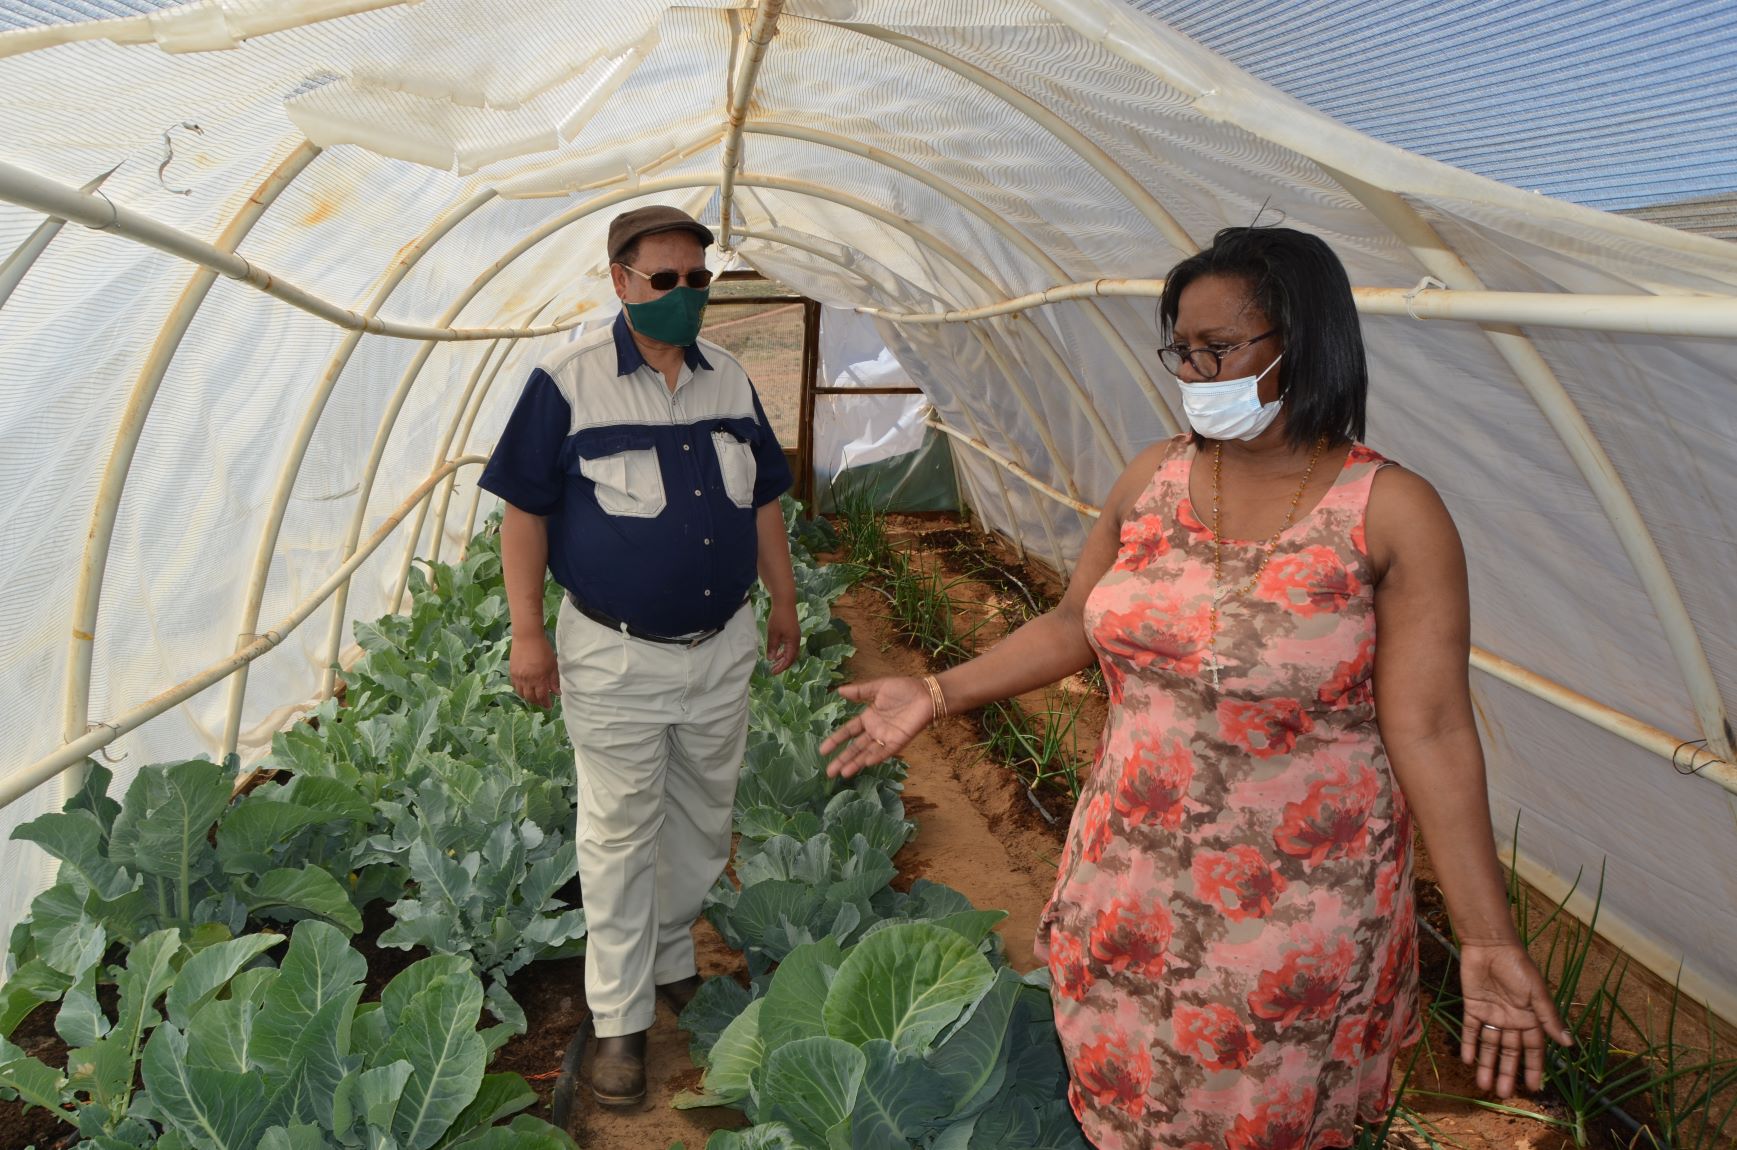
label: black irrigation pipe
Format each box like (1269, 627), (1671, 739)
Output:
(548, 1012), (595, 1134)
(1415, 915), (1661, 1148)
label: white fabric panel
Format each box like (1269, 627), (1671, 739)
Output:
(0, 0), (1733, 1018)
(814, 307), (927, 480)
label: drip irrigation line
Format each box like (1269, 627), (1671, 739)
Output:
(1024, 786), (1059, 825)
(1414, 913), (1660, 1146)
(549, 1012), (595, 1133)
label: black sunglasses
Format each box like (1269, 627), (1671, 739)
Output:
(618, 263), (714, 292)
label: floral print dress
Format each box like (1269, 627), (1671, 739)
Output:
(1038, 437), (1419, 1149)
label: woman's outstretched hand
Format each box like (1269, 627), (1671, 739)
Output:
(1457, 941), (1574, 1098)
(819, 677), (937, 778)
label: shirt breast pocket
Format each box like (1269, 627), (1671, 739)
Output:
(712, 428), (757, 509)
(576, 438), (666, 518)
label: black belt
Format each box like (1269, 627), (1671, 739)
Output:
(565, 591), (736, 647)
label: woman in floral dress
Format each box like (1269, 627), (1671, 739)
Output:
(822, 227), (1572, 1148)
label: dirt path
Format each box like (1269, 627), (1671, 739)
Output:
(832, 592), (1068, 973)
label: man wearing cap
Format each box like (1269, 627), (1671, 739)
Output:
(479, 205), (799, 1107)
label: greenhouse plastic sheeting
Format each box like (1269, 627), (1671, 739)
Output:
(814, 304), (956, 513)
(1, 0), (1735, 1022)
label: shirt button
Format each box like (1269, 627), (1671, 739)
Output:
(704, 538), (711, 545)
(704, 589), (712, 597)
(682, 444), (691, 451)
(693, 488), (702, 497)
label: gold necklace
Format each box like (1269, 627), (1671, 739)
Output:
(1206, 436), (1329, 688)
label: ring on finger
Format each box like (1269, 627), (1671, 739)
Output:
(1480, 1023), (1502, 1033)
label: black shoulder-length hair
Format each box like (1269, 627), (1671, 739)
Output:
(1159, 226), (1367, 449)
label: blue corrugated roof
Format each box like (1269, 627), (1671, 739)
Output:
(0, 0), (180, 33)
(1128, 0), (1737, 211)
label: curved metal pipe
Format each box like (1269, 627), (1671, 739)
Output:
(718, 0), (787, 248)
(0, 165), (120, 311)
(222, 190), (500, 752)
(436, 307), (565, 564)
(929, 418), (1102, 517)
(859, 274), (1737, 340)
(1327, 165), (1734, 777)
(745, 121), (1178, 433)
(61, 141), (320, 799)
(3, 455), (487, 810)
(392, 297), (561, 607)
(0, 160), (582, 343)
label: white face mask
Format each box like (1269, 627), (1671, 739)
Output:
(1176, 354), (1284, 441)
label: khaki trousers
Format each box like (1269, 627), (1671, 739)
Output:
(555, 597), (757, 1038)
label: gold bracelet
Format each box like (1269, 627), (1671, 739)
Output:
(924, 673), (948, 719)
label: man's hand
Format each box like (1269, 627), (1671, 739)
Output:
(765, 599), (800, 675)
(510, 630), (561, 708)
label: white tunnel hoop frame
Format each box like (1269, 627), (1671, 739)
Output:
(744, 121), (1180, 435)
(427, 300), (564, 568)
(717, 0), (786, 253)
(0, 455), (488, 811)
(56, 140), (323, 808)
(3, 159), (1733, 801)
(389, 295), (565, 613)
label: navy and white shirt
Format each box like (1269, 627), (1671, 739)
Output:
(479, 311), (791, 636)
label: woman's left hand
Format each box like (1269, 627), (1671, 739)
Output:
(1457, 941), (1573, 1097)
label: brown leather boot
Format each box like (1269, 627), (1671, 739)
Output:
(657, 975), (704, 1015)
(591, 1029), (647, 1108)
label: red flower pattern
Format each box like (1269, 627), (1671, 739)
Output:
(1113, 739), (1193, 828)
(1192, 844), (1289, 921)
(1374, 915), (1417, 1006)
(1218, 697), (1315, 759)
(1174, 1001), (1263, 1070)
(1225, 1085), (1318, 1150)
(1256, 544), (1362, 618)
(1101, 659), (1126, 705)
(1088, 897), (1173, 980)
(1332, 1016), (1368, 1062)
(1317, 634), (1375, 708)
(1077, 793), (1115, 865)
(1247, 932), (1356, 1028)
(1049, 927), (1096, 1002)
(1071, 1033), (1153, 1118)
(1118, 512), (1172, 572)
(1094, 590), (1210, 678)
(1272, 761), (1380, 866)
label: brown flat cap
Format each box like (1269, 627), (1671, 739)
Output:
(607, 205), (715, 263)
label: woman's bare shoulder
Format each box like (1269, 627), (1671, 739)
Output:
(1367, 462), (1462, 573)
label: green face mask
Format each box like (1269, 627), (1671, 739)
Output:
(625, 286), (709, 347)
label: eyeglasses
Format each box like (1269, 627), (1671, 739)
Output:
(618, 263), (714, 292)
(1157, 330), (1276, 380)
